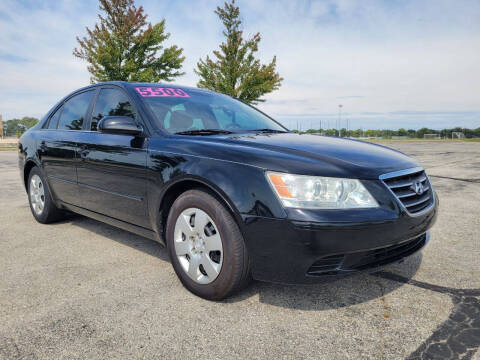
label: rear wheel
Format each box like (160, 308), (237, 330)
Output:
(28, 167), (65, 223)
(166, 190), (251, 300)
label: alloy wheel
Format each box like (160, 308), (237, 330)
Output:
(30, 174), (45, 215)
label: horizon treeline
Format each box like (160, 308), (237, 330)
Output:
(2, 117), (479, 139)
(296, 127), (480, 139)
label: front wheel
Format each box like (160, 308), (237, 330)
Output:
(166, 190), (251, 300)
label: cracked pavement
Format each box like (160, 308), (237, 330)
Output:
(0, 141), (479, 359)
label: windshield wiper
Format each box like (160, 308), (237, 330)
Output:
(174, 129), (234, 136)
(248, 128), (288, 133)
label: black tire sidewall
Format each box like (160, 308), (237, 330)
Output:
(27, 167), (59, 223)
(166, 190), (246, 300)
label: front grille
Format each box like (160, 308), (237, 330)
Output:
(349, 234), (427, 271)
(380, 167), (434, 215)
(306, 234), (427, 276)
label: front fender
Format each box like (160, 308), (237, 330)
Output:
(146, 149), (287, 235)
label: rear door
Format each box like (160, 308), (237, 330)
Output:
(76, 86), (149, 228)
(39, 90), (95, 205)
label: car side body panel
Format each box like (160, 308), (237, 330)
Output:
(75, 132), (150, 228)
(37, 130), (80, 205)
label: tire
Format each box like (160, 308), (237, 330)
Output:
(166, 189), (251, 300)
(27, 166), (65, 224)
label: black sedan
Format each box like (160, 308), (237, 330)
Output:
(19, 82), (438, 300)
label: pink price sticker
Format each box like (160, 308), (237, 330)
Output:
(135, 87), (190, 98)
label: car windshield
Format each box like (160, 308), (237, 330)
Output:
(135, 86), (287, 134)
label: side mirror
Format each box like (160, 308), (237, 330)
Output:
(98, 116), (143, 136)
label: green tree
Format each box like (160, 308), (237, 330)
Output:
(475, 127), (480, 138)
(407, 129), (416, 138)
(195, 0), (283, 104)
(2, 117), (39, 136)
(19, 116), (39, 129)
(416, 127), (437, 138)
(349, 129), (361, 138)
(74, 0), (185, 83)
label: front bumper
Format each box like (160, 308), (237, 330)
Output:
(241, 192), (438, 284)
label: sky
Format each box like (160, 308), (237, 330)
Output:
(0, 0), (479, 130)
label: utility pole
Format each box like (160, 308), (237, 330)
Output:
(0, 114), (3, 139)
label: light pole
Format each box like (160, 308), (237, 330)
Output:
(338, 104), (343, 137)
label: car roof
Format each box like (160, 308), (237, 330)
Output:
(127, 82), (218, 95)
(79, 81), (214, 94)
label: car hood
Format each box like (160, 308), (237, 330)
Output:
(234, 132), (414, 165)
(152, 132), (420, 179)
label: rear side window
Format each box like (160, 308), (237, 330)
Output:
(46, 106), (63, 129)
(57, 91), (94, 131)
(91, 88), (135, 131)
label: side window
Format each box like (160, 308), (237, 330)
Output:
(91, 88), (135, 131)
(57, 91), (94, 130)
(46, 106), (63, 129)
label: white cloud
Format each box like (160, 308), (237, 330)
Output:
(0, 0), (479, 129)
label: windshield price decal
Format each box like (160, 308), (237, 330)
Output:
(135, 87), (190, 98)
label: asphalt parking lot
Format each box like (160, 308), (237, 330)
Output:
(1, 141), (479, 360)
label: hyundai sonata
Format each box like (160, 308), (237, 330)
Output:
(19, 82), (438, 300)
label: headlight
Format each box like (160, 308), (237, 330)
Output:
(266, 171), (378, 209)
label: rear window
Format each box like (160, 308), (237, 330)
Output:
(57, 90), (95, 131)
(45, 106), (63, 129)
(135, 86), (285, 134)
